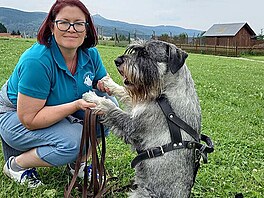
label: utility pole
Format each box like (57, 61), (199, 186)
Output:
(101, 27), (103, 41)
(114, 28), (117, 45)
(134, 29), (137, 41)
(260, 28), (264, 40)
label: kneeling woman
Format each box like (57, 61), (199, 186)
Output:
(0, 0), (116, 187)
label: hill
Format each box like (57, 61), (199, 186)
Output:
(0, 7), (202, 38)
(92, 14), (202, 39)
(0, 7), (47, 37)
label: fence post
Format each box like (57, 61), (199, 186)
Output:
(214, 45), (216, 55)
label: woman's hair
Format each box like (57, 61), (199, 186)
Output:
(37, 0), (98, 48)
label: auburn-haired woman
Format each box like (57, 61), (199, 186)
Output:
(0, 0), (116, 187)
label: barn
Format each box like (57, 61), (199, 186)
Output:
(202, 22), (257, 47)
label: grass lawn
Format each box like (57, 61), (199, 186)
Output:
(0, 38), (263, 197)
(241, 55), (264, 62)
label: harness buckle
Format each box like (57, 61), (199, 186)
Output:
(146, 146), (165, 158)
(158, 146), (165, 156)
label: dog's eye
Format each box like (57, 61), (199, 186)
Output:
(138, 49), (148, 57)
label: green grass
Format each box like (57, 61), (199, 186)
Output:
(186, 54), (263, 197)
(241, 55), (264, 61)
(0, 38), (263, 197)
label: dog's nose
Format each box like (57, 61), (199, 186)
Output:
(114, 57), (124, 67)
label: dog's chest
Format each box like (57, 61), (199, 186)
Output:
(129, 102), (171, 150)
(131, 103), (149, 117)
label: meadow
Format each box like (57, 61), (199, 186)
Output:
(0, 38), (263, 197)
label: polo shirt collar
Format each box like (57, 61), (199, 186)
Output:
(77, 48), (90, 69)
(50, 36), (67, 72)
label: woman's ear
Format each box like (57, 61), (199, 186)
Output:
(50, 23), (54, 34)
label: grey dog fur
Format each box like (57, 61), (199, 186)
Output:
(83, 40), (201, 197)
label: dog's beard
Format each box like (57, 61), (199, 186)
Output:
(121, 61), (162, 103)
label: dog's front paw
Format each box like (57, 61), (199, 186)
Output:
(101, 76), (122, 93)
(82, 91), (102, 104)
(82, 91), (116, 114)
(101, 76), (127, 99)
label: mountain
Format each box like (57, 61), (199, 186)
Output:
(0, 7), (202, 38)
(0, 7), (47, 37)
(92, 14), (202, 39)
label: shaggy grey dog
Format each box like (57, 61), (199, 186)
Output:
(83, 40), (201, 197)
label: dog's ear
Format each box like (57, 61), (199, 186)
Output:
(167, 45), (188, 74)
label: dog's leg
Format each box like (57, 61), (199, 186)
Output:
(82, 91), (140, 142)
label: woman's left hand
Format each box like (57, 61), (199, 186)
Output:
(97, 75), (111, 95)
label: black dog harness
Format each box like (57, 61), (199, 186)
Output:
(131, 95), (214, 175)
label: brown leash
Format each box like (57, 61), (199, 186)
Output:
(64, 108), (109, 198)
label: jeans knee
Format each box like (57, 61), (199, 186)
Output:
(56, 138), (81, 164)
(38, 138), (82, 166)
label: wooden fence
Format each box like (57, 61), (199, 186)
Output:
(175, 43), (264, 57)
(98, 37), (264, 57)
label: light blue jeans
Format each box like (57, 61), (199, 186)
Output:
(0, 91), (117, 166)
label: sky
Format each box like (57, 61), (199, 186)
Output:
(0, 0), (263, 35)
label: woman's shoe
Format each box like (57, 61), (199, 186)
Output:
(3, 156), (42, 188)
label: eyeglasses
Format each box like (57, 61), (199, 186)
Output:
(54, 20), (88, 33)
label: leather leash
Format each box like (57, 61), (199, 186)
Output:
(64, 108), (108, 198)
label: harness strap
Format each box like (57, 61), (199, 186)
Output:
(132, 141), (190, 168)
(131, 135), (214, 168)
(131, 95), (214, 169)
(199, 134), (214, 163)
(157, 95), (200, 142)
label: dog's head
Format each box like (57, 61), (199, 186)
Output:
(114, 40), (188, 103)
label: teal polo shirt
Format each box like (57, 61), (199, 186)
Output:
(7, 36), (107, 107)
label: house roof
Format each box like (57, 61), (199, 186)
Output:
(203, 22), (256, 37)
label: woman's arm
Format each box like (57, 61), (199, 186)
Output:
(17, 93), (96, 130)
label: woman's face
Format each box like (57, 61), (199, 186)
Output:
(52, 6), (87, 52)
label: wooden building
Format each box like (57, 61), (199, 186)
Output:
(202, 22), (256, 47)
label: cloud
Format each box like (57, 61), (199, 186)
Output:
(0, 0), (263, 33)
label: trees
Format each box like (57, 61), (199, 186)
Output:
(10, 30), (21, 35)
(0, 22), (21, 35)
(158, 33), (189, 44)
(0, 22), (7, 33)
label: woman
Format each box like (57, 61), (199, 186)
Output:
(0, 0), (116, 188)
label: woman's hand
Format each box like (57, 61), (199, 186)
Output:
(74, 99), (96, 111)
(97, 74), (111, 94)
(97, 80), (111, 94)
(75, 99), (104, 115)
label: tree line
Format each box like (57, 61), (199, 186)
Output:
(0, 22), (21, 35)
